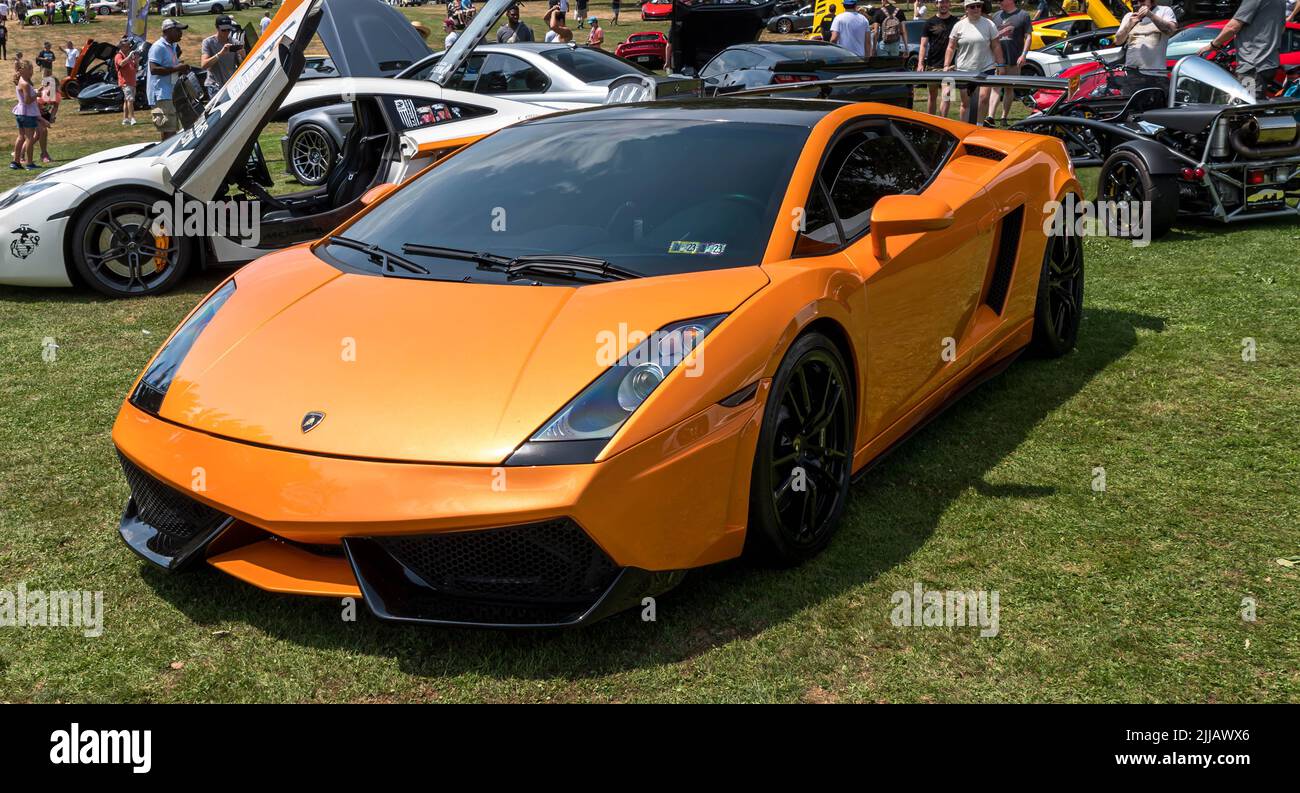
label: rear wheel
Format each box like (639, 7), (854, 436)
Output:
(1097, 150), (1177, 239)
(776, 18), (793, 33)
(746, 332), (856, 565)
(69, 190), (193, 298)
(1020, 61), (1042, 77)
(287, 123), (336, 185)
(1029, 222), (1084, 357)
(211, 4), (225, 13)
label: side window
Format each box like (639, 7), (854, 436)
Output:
(381, 95), (495, 132)
(821, 128), (927, 240)
(701, 53), (735, 80)
(894, 120), (956, 167)
(794, 182), (843, 256)
(444, 53), (488, 93)
(476, 54), (551, 94)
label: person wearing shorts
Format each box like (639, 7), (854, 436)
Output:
(115, 38), (138, 126)
(147, 19), (190, 140)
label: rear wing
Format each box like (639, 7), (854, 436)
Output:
(726, 71), (1070, 125)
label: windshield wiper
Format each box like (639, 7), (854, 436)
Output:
(328, 235), (430, 276)
(400, 243), (512, 269)
(506, 255), (643, 281)
(400, 245), (643, 282)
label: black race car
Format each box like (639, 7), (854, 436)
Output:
(1014, 56), (1300, 238)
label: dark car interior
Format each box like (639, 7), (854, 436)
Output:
(219, 95), (396, 249)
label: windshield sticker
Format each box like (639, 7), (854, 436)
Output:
(669, 241), (727, 255)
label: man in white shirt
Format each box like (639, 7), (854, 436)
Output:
(259, 12), (272, 36)
(830, 0), (873, 58)
(1115, 0), (1178, 73)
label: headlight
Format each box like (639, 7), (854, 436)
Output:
(506, 315), (725, 465)
(129, 280), (236, 414)
(0, 180), (57, 212)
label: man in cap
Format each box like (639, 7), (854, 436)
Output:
(147, 17), (190, 141)
(200, 14), (243, 97)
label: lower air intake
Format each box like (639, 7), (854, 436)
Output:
(117, 451), (228, 541)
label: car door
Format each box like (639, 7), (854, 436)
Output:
(825, 121), (997, 439)
(170, 0), (321, 202)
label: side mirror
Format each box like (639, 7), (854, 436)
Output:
(359, 183), (398, 207)
(870, 194), (954, 261)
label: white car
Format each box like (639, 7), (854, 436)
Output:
(0, 0), (554, 297)
(1023, 27), (1120, 78)
(1024, 24), (1233, 78)
(161, 1), (238, 14)
(90, 1), (127, 14)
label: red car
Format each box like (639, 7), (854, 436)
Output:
(641, 0), (672, 20)
(1029, 20), (1300, 109)
(616, 31), (669, 69)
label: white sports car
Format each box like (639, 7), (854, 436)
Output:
(0, 0), (558, 297)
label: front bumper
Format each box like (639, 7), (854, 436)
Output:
(111, 388), (766, 626)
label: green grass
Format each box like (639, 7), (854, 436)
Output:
(0, 9), (1298, 703)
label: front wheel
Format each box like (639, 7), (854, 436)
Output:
(776, 18), (793, 33)
(1097, 149), (1177, 239)
(29, 15), (44, 25)
(69, 190), (193, 298)
(746, 332), (856, 566)
(1029, 222), (1084, 357)
(211, 4), (224, 13)
(1020, 61), (1042, 77)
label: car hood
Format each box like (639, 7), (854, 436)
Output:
(317, 0), (432, 77)
(671, 0), (777, 73)
(156, 251), (768, 464)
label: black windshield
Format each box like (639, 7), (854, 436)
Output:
(331, 116), (810, 281)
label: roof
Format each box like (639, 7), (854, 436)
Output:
(523, 98), (846, 129)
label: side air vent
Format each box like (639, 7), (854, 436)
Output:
(984, 206), (1024, 314)
(964, 144), (1006, 161)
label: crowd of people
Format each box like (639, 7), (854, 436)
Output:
(817, 0), (1294, 124)
(5, 0), (1296, 169)
(7, 10), (261, 169)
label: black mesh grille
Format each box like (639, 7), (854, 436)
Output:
(117, 452), (229, 541)
(984, 206), (1024, 314)
(964, 144), (1006, 161)
(377, 519), (619, 607)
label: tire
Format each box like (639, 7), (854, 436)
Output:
(904, 54), (918, 72)
(776, 18), (793, 33)
(1020, 61), (1042, 77)
(1096, 149), (1177, 239)
(30, 15), (44, 25)
(746, 332), (856, 566)
(211, 4), (224, 13)
(1028, 219), (1084, 357)
(62, 79), (80, 99)
(69, 189), (194, 298)
(287, 123), (337, 186)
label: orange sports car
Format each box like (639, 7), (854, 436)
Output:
(113, 97), (1084, 628)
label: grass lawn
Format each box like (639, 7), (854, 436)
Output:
(0, 6), (1298, 703)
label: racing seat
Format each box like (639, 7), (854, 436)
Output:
(1102, 86), (1166, 123)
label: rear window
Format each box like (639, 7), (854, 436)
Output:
(540, 47), (651, 82)
(768, 45), (862, 64)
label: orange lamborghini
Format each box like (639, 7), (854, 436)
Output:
(112, 97), (1084, 628)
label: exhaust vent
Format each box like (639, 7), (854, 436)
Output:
(964, 144), (1006, 161)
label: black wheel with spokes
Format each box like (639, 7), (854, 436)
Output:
(69, 190), (193, 298)
(1029, 217), (1085, 357)
(287, 123), (336, 186)
(747, 332), (856, 565)
(1097, 149), (1177, 239)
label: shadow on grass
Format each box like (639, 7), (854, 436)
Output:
(140, 307), (1165, 684)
